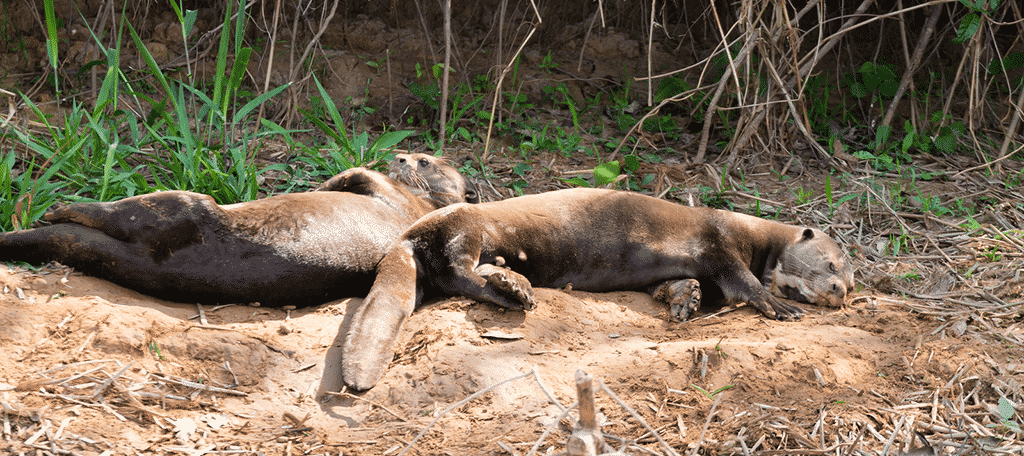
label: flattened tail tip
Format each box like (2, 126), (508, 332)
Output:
(342, 378), (378, 392)
(341, 367), (384, 392)
(341, 352), (391, 392)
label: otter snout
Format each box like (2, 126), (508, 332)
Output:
(825, 278), (851, 308)
(770, 268), (852, 309)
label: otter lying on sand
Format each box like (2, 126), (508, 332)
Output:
(340, 188), (854, 390)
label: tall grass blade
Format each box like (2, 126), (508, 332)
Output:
(233, 83), (290, 125)
(94, 48), (121, 116)
(227, 47), (253, 109)
(42, 0), (59, 92)
(311, 75), (351, 147)
(212, 0), (235, 118)
(127, 23), (174, 104)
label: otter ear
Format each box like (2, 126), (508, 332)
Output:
(800, 228), (815, 241)
(464, 181), (480, 204)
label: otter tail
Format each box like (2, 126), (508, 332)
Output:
(341, 240), (420, 391)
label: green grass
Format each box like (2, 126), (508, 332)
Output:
(5, 0), (1017, 238)
(0, 0), (413, 231)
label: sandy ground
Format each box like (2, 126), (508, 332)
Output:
(2, 259), (1020, 455)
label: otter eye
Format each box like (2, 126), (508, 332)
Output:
(829, 262), (837, 274)
(418, 158), (430, 168)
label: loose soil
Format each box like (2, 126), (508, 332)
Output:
(1, 240), (1021, 454)
(2, 2), (1024, 455)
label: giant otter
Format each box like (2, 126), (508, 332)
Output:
(341, 188), (854, 390)
(0, 154), (477, 305)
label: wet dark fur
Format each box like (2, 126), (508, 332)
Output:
(0, 154), (477, 305)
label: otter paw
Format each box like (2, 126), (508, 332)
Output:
(476, 265), (537, 311)
(765, 295), (804, 321)
(651, 279), (702, 322)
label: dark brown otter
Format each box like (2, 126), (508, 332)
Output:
(341, 188), (854, 390)
(0, 154), (477, 306)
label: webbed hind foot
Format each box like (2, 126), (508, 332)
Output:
(650, 278), (702, 322)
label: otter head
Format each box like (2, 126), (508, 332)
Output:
(389, 153), (479, 207)
(769, 228), (854, 308)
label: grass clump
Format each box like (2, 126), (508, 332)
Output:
(0, 0), (409, 231)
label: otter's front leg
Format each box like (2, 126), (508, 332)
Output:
(719, 269), (804, 320)
(473, 263), (537, 311)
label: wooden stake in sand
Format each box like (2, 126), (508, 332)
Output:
(567, 370), (608, 456)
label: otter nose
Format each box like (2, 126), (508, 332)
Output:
(832, 281), (848, 296)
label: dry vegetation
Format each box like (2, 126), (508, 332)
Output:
(1, 0), (1023, 455)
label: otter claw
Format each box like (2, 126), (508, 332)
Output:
(768, 296), (804, 320)
(475, 264), (537, 310)
(651, 279), (702, 322)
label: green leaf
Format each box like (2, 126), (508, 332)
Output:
(512, 163), (531, 177)
(875, 65), (897, 81)
(997, 397), (1014, 420)
(182, 84), (220, 117)
(623, 154), (641, 173)
(431, 63), (453, 80)
(310, 75), (350, 148)
(227, 47), (253, 100)
(902, 131), (915, 155)
(211, 0), (235, 114)
(934, 134), (956, 153)
(879, 79), (899, 98)
(183, 9), (198, 38)
(988, 52), (1024, 74)
(825, 174), (833, 208)
(654, 76), (690, 102)
(43, 0), (58, 71)
(232, 83), (290, 125)
(594, 161), (620, 186)
(232, 0), (246, 55)
(128, 23), (174, 103)
(949, 121), (966, 135)
(94, 50), (121, 115)
(863, 73), (880, 92)
(850, 81), (867, 98)
(558, 176), (590, 187)
(409, 81), (440, 110)
(954, 13), (980, 44)
(875, 125), (892, 147)
(837, 192), (861, 206)
(853, 150), (876, 160)
(369, 130), (416, 155)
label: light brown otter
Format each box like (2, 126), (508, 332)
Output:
(0, 154), (477, 306)
(341, 188), (854, 390)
